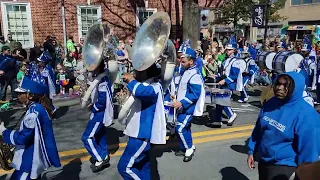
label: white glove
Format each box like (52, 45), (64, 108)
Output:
(0, 122), (7, 135)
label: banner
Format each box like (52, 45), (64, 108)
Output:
(252, 5), (266, 28)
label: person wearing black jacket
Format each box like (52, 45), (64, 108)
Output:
(0, 46), (18, 103)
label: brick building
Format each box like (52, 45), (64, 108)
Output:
(0, 0), (187, 49)
(0, 0), (218, 50)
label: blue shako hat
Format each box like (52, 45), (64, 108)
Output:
(16, 67), (48, 95)
(278, 37), (287, 49)
(178, 39), (191, 53)
(181, 47), (196, 59)
(37, 50), (52, 63)
(178, 42), (185, 53)
(301, 35), (312, 51)
(15, 75), (49, 95)
(226, 35), (237, 50)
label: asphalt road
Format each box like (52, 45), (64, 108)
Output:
(0, 87), (270, 179)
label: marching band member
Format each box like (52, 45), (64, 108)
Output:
(276, 38), (287, 52)
(81, 62), (113, 173)
(118, 64), (166, 179)
(213, 35), (238, 127)
(296, 35), (315, 107)
(238, 49), (258, 103)
(37, 51), (57, 115)
(0, 75), (60, 179)
(300, 35), (316, 89)
(171, 47), (205, 162)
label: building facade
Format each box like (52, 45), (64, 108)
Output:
(278, 0), (320, 40)
(0, 0), (185, 49)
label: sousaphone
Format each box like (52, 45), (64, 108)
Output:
(117, 12), (176, 121)
(80, 23), (118, 108)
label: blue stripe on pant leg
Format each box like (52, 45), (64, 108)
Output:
(175, 114), (193, 149)
(82, 119), (108, 162)
(10, 170), (31, 180)
(117, 137), (151, 180)
(215, 104), (223, 122)
(223, 106), (233, 118)
(95, 125), (109, 157)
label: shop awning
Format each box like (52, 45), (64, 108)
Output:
(287, 25), (315, 31)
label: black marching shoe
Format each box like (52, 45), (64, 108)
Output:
(174, 150), (185, 157)
(90, 155), (110, 173)
(89, 157), (96, 164)
(183, 146), (196, 162)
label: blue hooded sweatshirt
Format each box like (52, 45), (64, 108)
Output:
(248, 71), (319, 167)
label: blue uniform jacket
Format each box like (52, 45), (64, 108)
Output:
(124, 79), (165, 142)
(90, 75), (113, 126)
(3, 102), (60, 178)
(248, 72), (319, 166)
(222, 57), (240, 91)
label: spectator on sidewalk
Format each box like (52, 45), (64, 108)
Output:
(5, 34), (16, 51)
(29, 41), (44, 62)
(67, 35), (78, 60)
(76, 38), (84, 55)
(63, 52), (77, 94)
(0, 36), (7, 52)
(52, 39), (63, 67)
(12, 42), (27, 63)
(0, 45), (18, 103)
(17, 62), (27, 83)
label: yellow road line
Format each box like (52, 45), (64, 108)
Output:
(0, 131), (251, 175)
(59, 131), (253, 165)
(58, 125), (254, 158)
(192, 125), (253, 138)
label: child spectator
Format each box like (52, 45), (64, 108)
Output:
(17, 62), (27, 83)
(56, 66), (69, 95)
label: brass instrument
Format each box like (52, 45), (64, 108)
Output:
(80, 23), (119, 108)
(0, 136), (13, 170)
(118, 12), (176, 122)
(0, 112), (27, 171)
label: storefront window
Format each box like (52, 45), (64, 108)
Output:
(291, 0), (301, 5)
(302, 0), (312, 3)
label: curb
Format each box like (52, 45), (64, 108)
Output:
(53, 97), (80, 107)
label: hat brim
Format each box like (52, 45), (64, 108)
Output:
(15, 87), (27, 93)
(226, 47), (235, 50)
(177, 50), (183, 53)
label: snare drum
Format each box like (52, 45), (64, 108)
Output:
(257, 51), (276, 70)
(164, 101), (175, 123)
(211, 88), (232, 106)
(272, 51), (304, 73)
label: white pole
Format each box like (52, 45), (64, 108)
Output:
(61, 0), (67, 56)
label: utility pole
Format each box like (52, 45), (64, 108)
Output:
(61, 0), (67, 55)
(263, 1), (269, 50)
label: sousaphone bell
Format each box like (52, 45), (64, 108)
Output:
(117, 12), (176, 122)
(80, 23), (118, 108)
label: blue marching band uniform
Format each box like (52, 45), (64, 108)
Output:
(27, 51), (57, 114)
(82, 73), (114, 172)
(238, 48), (258, 103)
(6, 34), (320, 179)
(212, 35), (239, 126)
(117, 64), (166, 179)
(296, 35), (316, 107)
(0, 73), (60, 179)
(174, 47), (205, 162)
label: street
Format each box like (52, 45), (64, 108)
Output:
(0, 88), (265, 180)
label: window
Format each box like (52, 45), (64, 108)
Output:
(1, 2), (34, 48)
(136, 8), (157, 27)
(77, 6), (102, 39)
(291, 0), (320, 5)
